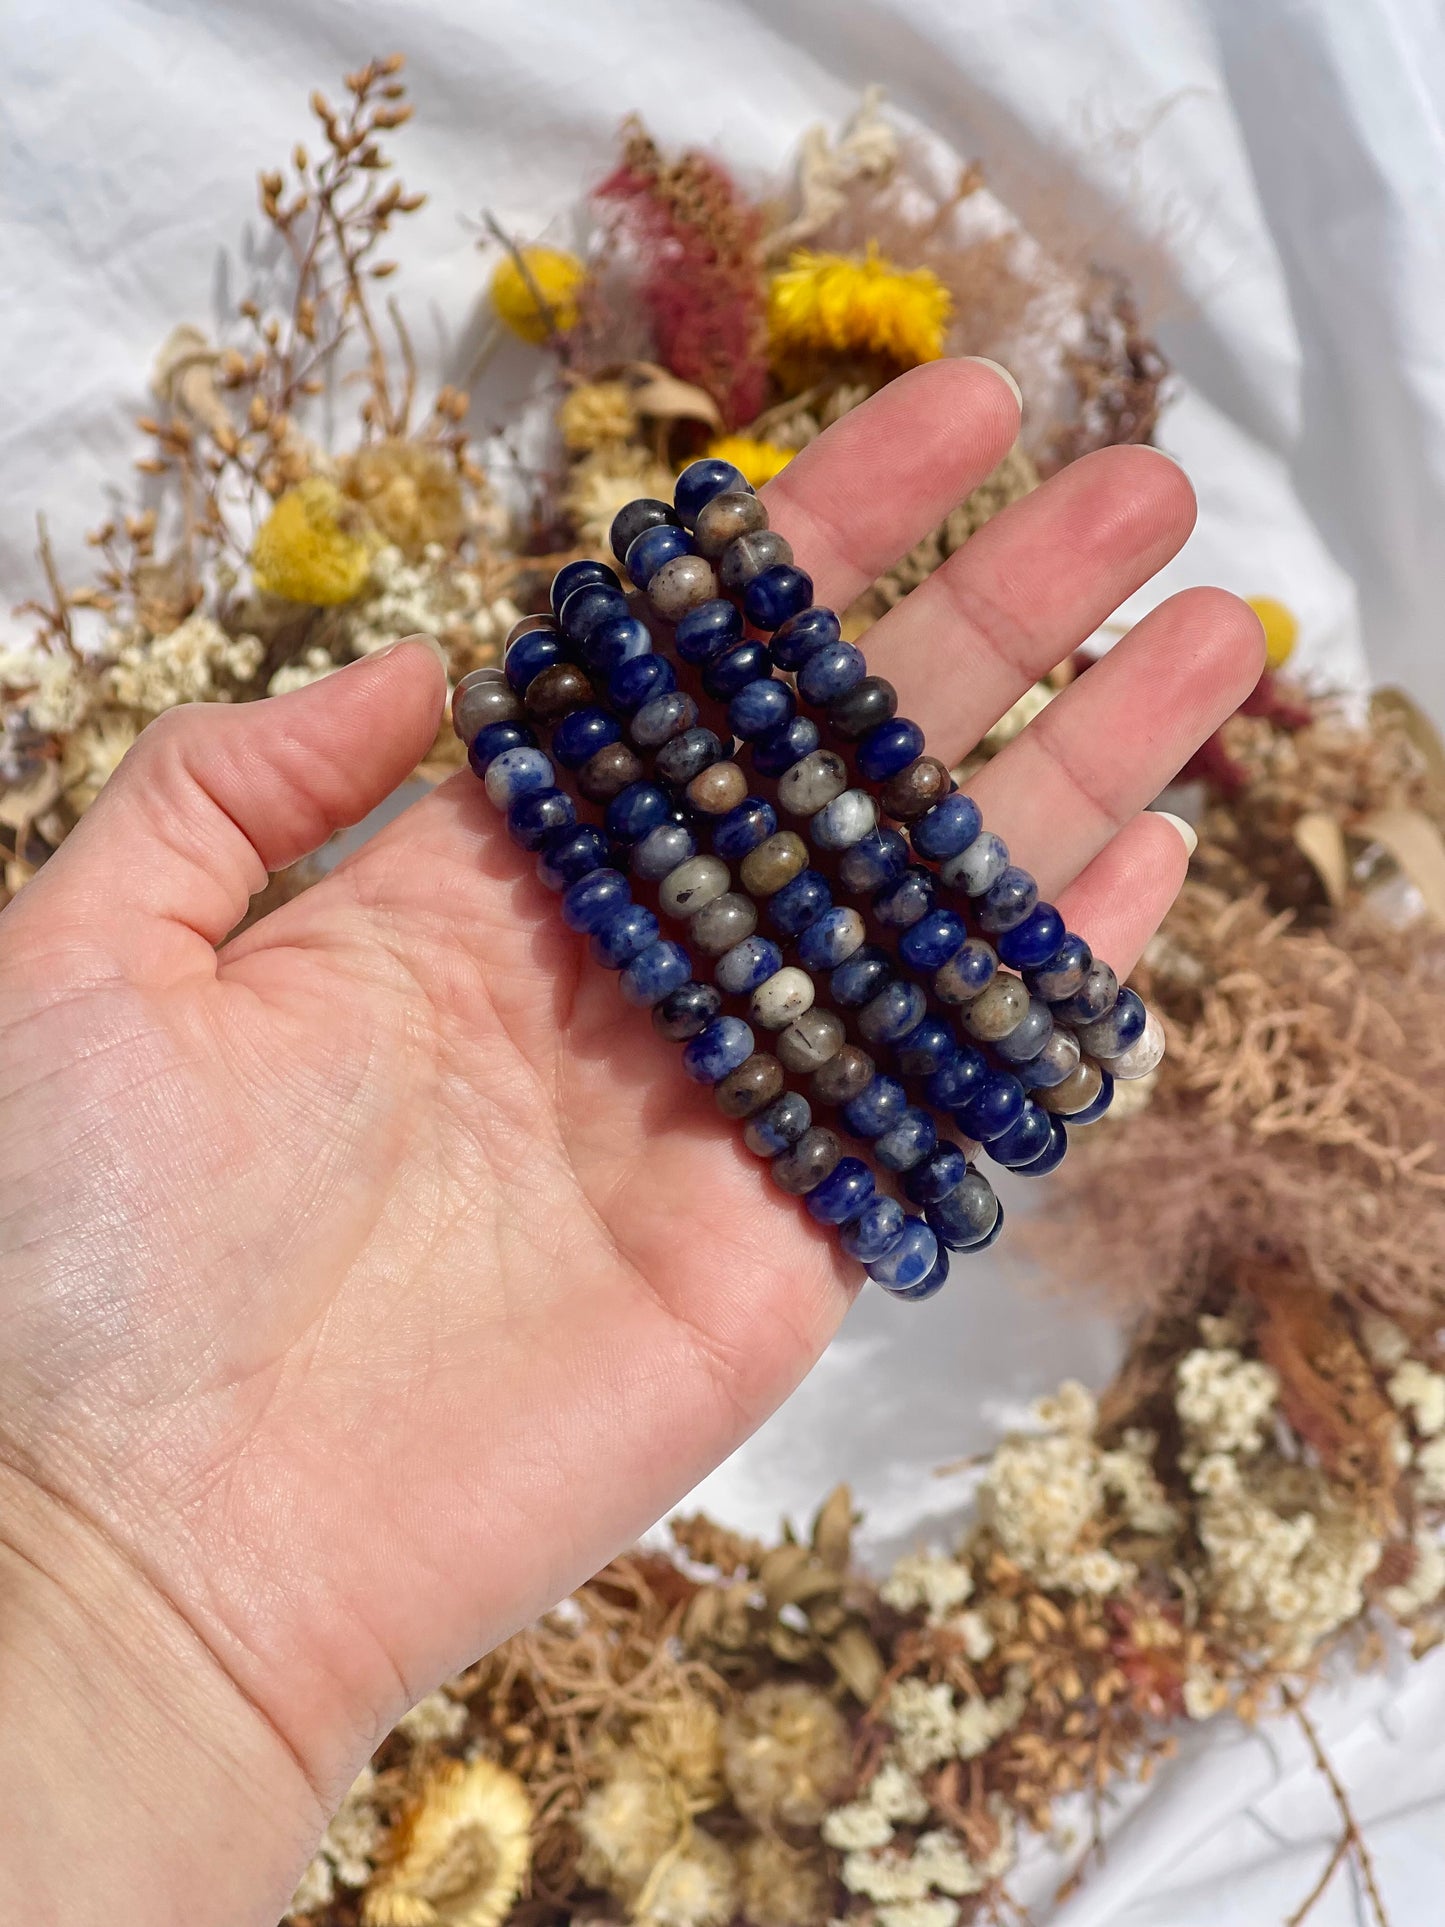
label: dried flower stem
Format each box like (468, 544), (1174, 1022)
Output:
(1282, 1686), (1391, 1927)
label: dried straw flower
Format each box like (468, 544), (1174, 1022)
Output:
(563, 448), (677, 551)
(737, 1833), (833, 1927)
(559, 381), (639, 451)
(577, 1753), (686, 1900)
(490, 245), (586, 343)
(720, 1681), (852, 1828)
(59, 710), (141, 812)
(767, 245), (952, 374)
(341, 441), (467, 558)
(103, 612), (266, 716)
(632, 1696), (726, 1807)
(703, 435), (795, 488)
(361, 1757), (531, 1927)
(251, 477), (377, 605)
(635, 1832), (738, 1927)
(1247, 595), (1299, 671)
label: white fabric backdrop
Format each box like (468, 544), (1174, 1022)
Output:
(5, 1), (1445, 1920)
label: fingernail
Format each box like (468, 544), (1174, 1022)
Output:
(1154, 810), (1198, 858)
(367, 632), (446, 665)
(963, 356), (1023, 410)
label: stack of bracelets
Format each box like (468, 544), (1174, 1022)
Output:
(452, 458), (1166, 1302)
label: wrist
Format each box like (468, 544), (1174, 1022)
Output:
(0, 1461), (324, 1926)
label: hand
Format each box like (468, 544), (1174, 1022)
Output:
(0, 360), (1262, 1923)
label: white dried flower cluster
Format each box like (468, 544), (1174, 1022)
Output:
(1388, 1359), (1445, 1438)
(268, 645), (339, 696)
(1176, 1346), (1279, 1461)
(823, 1756), (931, 1851)
(886, 1672), (1029, 1774)
(1098, 1429), (1180, 1536)
(880, 1550), (973, 1621)
(1181, 1665), (1229, 1721)
(286, 1766), (385, 1917)
(1383, 1528), (1445, 1619)
(951, 1608), (995, 1661)
(323, 543), (520, 661)
(1416, 1434), (1445, 1502)
(0, 646), (92, 734)
(1033, 1378), (1097, 1434)
(1359, 1311), (1412, 1370)
(60, 710), (141, 805)
(395, 1688), (469, 1744)
(103, 612), (265, 715)
(835, 1807), (1016, 1926)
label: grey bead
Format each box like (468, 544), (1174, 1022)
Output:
(962, 976), (1031, 1041)
(719, 528), (793, 593)
(658, 856), (730, 920)
(811, 789), (878, 852)
(1108, 1011), (1166, 1080)
(778, 749), (848, 818)
(452, 667), (521, 741)
(770, 1126), (842, 1195)
(649, 553), (720, 619)
(993, 997), (1055, 1064)
(689, 891), (759, 956)
(750, 966), (816, 1031)
(1024, 1028), (1080, 1089)
(632, 823), (697, 881)
(630, 690), (699, 747)
(777, 1007), (846, 1073)
(715, 936), (780, 997)
(694, 489), (769, 559)
(942, 830), (1009, 896)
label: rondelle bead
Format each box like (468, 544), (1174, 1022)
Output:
(993, 996), (1054, 1064)
(894, 1015), (957, 1078)
(729, 677), (795, 740)
(687, 761), (749, 816)
(740, 831), (809, 898)
(839, 1074), (908, 1140)
(606, 782), (673, 844)
(997, 903), (1066, 970)
(827, 674), (897, 740)
(714, 1051), (786, 1119)
(841, 1195), (906, 1263)
(770, 605), (841, 671)
(934, 938), (998, 1005)
(624, 522), (692, 589)
(768, 868), (833, 936)
(770, 1126), (843, 1196)
(955, 1070), (1026, 1142)
(1078, 986), (1148, 1060)
(578, 741), (646, 803)
(778, 749), (849, 818)
(942, 830), (1009, 896)
(750, 965), (816, 1031)
(551, 557), (622, 612)
(1107, 1009), (1166, 1080)
(682, 1015), (756, 1084)
(631, 822), (697, 882)
(977, 865), (1040, 934)
(858, 980), (928, 1045)
(620, 940), (692, 1008)
(524, 662), (593, 722)
(752, 714), (822, 776)
(912, 792), (983, 862)
(552, 705), (623, 770)
(702, 641), (771, 702)
(925, 1047), (988, 1113)
(857, 717), (926, 784)
(659, 855), (732, 920)
(1041, 1059), (1104, 1116)
(893, 1241), (952, 1301)
(649, 553), (720, 621)
(961, 975), (1031, 1041)
(719, 528), (793, 594)
(468, 720), (533, 775)
(838, 828), (910, 894)
(582, 610), (653, 674)
(452, 667), (523, 742)
(873, 867), (936, 928)
(1052, 960), (1119, 1025)
(927, 1171), (1000, 1250)
(507, 788), (575, 849)
(609, 497), (679, 566)
(558, 580), (629, 646)
(693, 488), (768, 558)
(797, 906), (867, 971)
(904, 1143), (970, 1206)
(1017, 1113), (1069, 1176)
(989, 1103), (1054, 1169)
(590, 902), (660, 969)
(806, 1157), (875, 1226)
(715, 935), (784, 997)
(1025, 932), (1093, 1003)
(688, 891), (758, 956)
(561, 867), (631, 934)
(874, 1106), (939, 1173)
(506, 612), (561, 648)
(675, 457), (750, 528)
(899, 908), (970, 972)
(653, 980), (722, 1042)
(744, 1091), (813, 1155)
(1017, 1026), (1081, 1090)
(537, 823), (611, 891)
(811, 1044), (876, 1108)
(810, 789), (879, 852)
(777, 1006), (846, 1072)
(712, 797), (778, 860)
(504, 626), (564, 693)
(867, 1217), (940, 1292)
(1068, 1070), (1115, 1125)
(674, 596), (744, 664)
(484, 745), (555, 809)
(829, 945), (893, 1008)
(609, 651), (675, 713)
(797, 639), (867, 706)
(879, 755), (951, 820)
(656, 726), (727, 787)
(630, 690), (699, 748)
(744, 563), (814, 631)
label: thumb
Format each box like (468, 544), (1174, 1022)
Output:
(4, 638), (446, 981)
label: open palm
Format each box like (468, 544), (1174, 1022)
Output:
(0, 362), (1260, 1907)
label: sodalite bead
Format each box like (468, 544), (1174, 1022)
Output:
(838, 828), (910, 893)
(689, 892), (758, 955)
(857, 717), (925, 784)
(468, 720), (533, 775)
(771, 605), (840, 670)
(630, 690), (699, 748)
(1069, 1070), (1115, 1125)
(606, 782), (672, 844)
(912, 793), (983, 861)
(859, 980), (928, 1045)
(778, 749), (848, 817)
(768, 868), (832, 936)
(797, 906), (867, 971)
(524, 662), (593, 723)
(537, 824), (610, 891)
(675, 457), (750, 527)
(797, 640), (867, 706)
(609, 651), (675, 712)
(682, 1015), (756, 1084)
(740, 831), (808, 898)
(993, 998), (1055, 1065)
(551, 557), (622, 611)
(744, 563), (814, 631)
(719, 529), (794, 595)
(590, 902), (660, 969)
(624, 522), (692, 589)
(562, 867), (631, 934)
(729, 677), (795, 740)
(925, 1047), (987, 1113)
(812, 1045), (876, 1107)
(903, 1144), (970, 1206)
(689, 762), (748, 815)
(868, 1217), (940, 1292)
(753, 714), (821, 776)
(452, 668), (522, 744)
(504, 626), (563, 693)
(577, 743), (642, 805)
(935, 939), (998, 1005)
(830, 944), (892, 1008)
(715, 1054), (785, 1119)
(1042, 1059), (1103, 1116)
(927, 1171), (1000, 1250)
(1108, 1009), (1166, 1080)
(744, 1091), (813, 1156)
(1017, 1027), (1080, 1090)
(1078, 986), (1147, 1059)
(962, 976), (1030, 1041)
(899, 909), (969, 971)
(998, 903), (1065, 970)
(656, 727), (727, 789)
(874, 1106), (938, 1173)
(880, 755), (950, 820)
(653, 980), (722, 1042)
(811, 790), (878, 851)
(508, 788), (575, 849)
(892, 1242), (952, 1301)
(806, 1157), (875, 1226)
(712, 797), (777, 859)
(989, 1102), (1054, 1169)
(771, 1126), (843, 1195)
(956, 1069), (1026, 1142)
(827, 675), (897, 740)
(620, 940), (692, 1008)
(552, 705), (622, 769)
(750, 965), (815, 1030)
(1052, 959), (1119, 1025)
(675, 596), (744, 663)
(703, 641), (771, 701)
(659, 855), (730, 919)
(715, 935), (783, 997)
(631, 822), (696, 881)
(942, 830), (1009, 896)
(873, 868), (936, 928)
(894, 1016), (957, 1078)
(840, 1074), (908, 1138)
(559, 581), (629, 645)
(648, 553), (720, 621)
(842, 1196), (906, 1264)
(978, 866), (1040, 933)
(693, 488), (768, 558)
(1017, 1113), (1068, 1176)
(609, 497), (678, 565)
(777, 1007), (845, 1072)
(1026, 931), (1093, 1003)
(484, 745), (555, 809)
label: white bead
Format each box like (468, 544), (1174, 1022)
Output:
(659, 856), (730, 920)
(778, 749), (848, 817)
(749, 966), (816, 1031)
(1106, 1010), (1166, 1080)
(811, 789), (878, 851)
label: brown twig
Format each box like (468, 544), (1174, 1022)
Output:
(1282, 1686), (1390, 1927)
(1286, 1830), (1352, 1927)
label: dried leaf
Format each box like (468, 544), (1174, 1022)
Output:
(1356, 806), (1445, 925)
(823, 1623), (885, 1703)
(1292, 811), (1350, 907)
(627, 362), (723, 431)
(810, 1484), (855, 1571)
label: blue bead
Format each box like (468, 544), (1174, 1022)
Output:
(625, 523), (693, 589)
(712, 798), (777, 860)
(609, 651), (676, 712)
(630, 691), (698, 748)
(841, 1074), (909, 1139)
(681, 1015), (756, 1084)
(559, 581), (630, 645)
(924, 1048), (988, 1112)
(752, 713), (821, 776)
(744, 1092), (813, 1156)
(483, 745), (555, 808)
(797, 639), (867, 705)
(955, 1070), (1026, 1143)
(1025, 931), (1093, 1003)
(508, 788), (575, 850)
(631, 823), (697, 881)
(653, 980), (722, 1042)
(702, 641), (771, 702)
(770, 605), (841, 670)
(806, 1156), (875, 1226)
(675, 457), (750, 527)
(609, 498), (679, 566)
(830, 944), (893, 1008)
(715, 935), (783, 996)
(912, 792), (983, 861)
(927, 1172), (1000, 1250)
(994, 999), (1055, 1066)
(868, 1217), (940, 1292)
(1079, 987), (1148, 1059)
(873, 868), (936, 929)
(935, 940), (997, 1002)
(859, 980), (928, 1044)
(988, 1102), (1053, 1169)
(744, 564), (815, 631)
(857, 717), (925, 783)
(904, 1144), (970, 1206)
(890, 1243), (952, 1300)
(675, 597), (744, 663)
(504, 627), (563, 693)
(894, 1016), (957, 1078)
(590, 902), (660, 969)
(1016, 1113), (1068, 1176)
(551, 557), (621, 612)
(1070, 1072), (1115, 1125)
(551, 706), (622, 770)
(841, 1195), (907, 1263)
(620, 939), (692, 1008)
(998, 904), (1066, 970)
(536, 823), (610, 890)
(874, 1107), (938, 1173)
(467, 719), (535, 775)
(1052, 961), (1119, 1025)
(768, 869), (833, 937)
(605, 783), (673, 844)
(583, 612), (653, 674)
(978, 865), (1040, 933)
(729, 677), (795, 740)
(797, 906), (866, 971)
(838, 828), (910, 894)
(562, 867), (631, 934)
(971, 1200), (1006, 1251)
(899, 909), (970, 971)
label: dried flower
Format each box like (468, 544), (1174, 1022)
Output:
(289, 1766), (388, 1916)
(1246, 595), (1299, 671)
(720, 1681), (851, 1828)
(632, 1697), (726, 1808)
(702, 435), (795, 488)
(1387, 1359), (1445, 1437)
(251, 477), (376, 605)
(59, 710), (141, 811)
(1177, 1347), (1280, 1461)
(564, 448), (677, 551)
(636, 1832), (737, 1927)
(737, 1834), (832, 1927)
(880, 1551), (973, 1622)
(103, 612), (266, 715)
(361, 1758), (531, 1927)
(559, 381), (639, 451)
(489, 245), (586, 343)
(395, 1689), (470, 1746)
(341, 441), (467, 558)
(767, 245), (951, 374)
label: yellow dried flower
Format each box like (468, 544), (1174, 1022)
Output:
(341, 441), (467, 559)
(767, 246), (952, 372)
(564, 448), (677, 551)
(633, 1697), (726, 1808)
(702, 436), (796, 489)
(637, 1833), (737, 1927)
(577, 1753), (684, 1900)
(361, 1758), (531, 1927)
(251, 477), (376, 605)
(1246, 595), (1298, 670)
(720, 1681), (852, 1828)
(490, 245), (586, 344)
(738, 1833), (833, 1927)
(559, 381), (638, 452)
